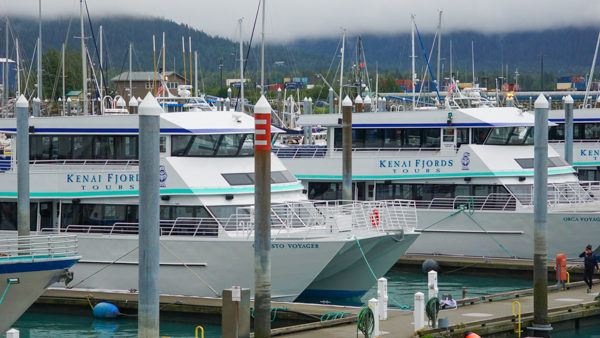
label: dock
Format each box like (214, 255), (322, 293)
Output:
(37, 280), (600, 337)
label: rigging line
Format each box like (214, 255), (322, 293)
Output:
(24, 41), (38, 100)
(234, 0), (261, 111)
(417, 31), (438, 103)
(159, 241), (220, 296)
(83, 0), (107, 93)
(68, 245), (139, 289)
(49, 17), (75, 101)
(316, 36), (342, 100)
(414, 23), (441, 102)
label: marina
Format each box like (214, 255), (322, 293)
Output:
(1, 0), (600, 337)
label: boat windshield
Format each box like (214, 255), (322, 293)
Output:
(484, 126), (533, 145)
(171, 134), (254, 157)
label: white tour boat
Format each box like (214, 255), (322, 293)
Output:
(276, 106), (600, 259)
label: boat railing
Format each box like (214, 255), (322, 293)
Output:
(0, 234), (79, 261)
(415, 194), (518, 211)
(273, 146), (444, 159)
(578, 181), (600, 198)
(62, 218), (225, 238)
(548, 139), (600, 144)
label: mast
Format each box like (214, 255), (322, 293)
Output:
(194, 51), (198, 96)
(583, 32), (600, 108)
(4, 18), (8, 107)
(239, 17), (245, 113)
(471, 40), (475, 85)
(357, 36), (362, 98)
(61, 43), (65, 114)
(152, 34), (156, 95)
(260, 0), (266, 94)
(162, 32), (166, 88)
(449, 40), (453, 82)
(16, 38), (20, 96)
(129, 43), (133, 98)
(181, 36), (186, 85)
(80, 0), (87, 114)
(188, 36), (192, 92)
(436, 10), (442, 90)
(99, 25), (103, 105)
(37, 0), (42, 100)
(411, 15), (416, 110)
(338, 29), (346, 114)
(375, 62), (379, 110)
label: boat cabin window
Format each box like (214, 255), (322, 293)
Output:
(222, 170), (296, 186)
(549, 123), (600, 141)
(333, 128), (441, 149)
(171, 134), (254, 157)
(514, 157), (568, 169)
(471, 128), (490, 144)
(60, 203), (210, 227)
(374, 183), (509, 201)
(30, 135), (138, 160)
(484, 127), (533, 145)
(0, 202), (37, 231)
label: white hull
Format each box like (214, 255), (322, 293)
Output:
(0, 258), (77, 332)
(409, 208), (600, 259)
(66, 234), (348, 301)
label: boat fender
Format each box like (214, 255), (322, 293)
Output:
(422, 259), (440, 273)
(92, 302), (120, 319)
(464, 332), (481, 338)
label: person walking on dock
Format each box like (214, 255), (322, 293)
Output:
(579, 244), (599, 293)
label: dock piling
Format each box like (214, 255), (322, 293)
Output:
(413, 292), (425, 331)
(342, 95), (353, 201)
(563, 95), (574, 164)
(328, 87), (334, 114)
(5, 329), (19, 338)
(16, 95), (30, 238)
(253, 96), (272, 338)
(377, 277), (388, 320)
(531, 93), (552, 337)
(32, 97), (40, 117)
(222, 287), (250, 338)
(428, 270), (438, 300)
(368, 298), (380, 338)
(137, 92), (162, 337)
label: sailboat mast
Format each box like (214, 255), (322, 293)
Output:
(436, 10), (442, 90)
(338, 30), (346, 114)
(152, 35), (156, 95)
(449, 40), (453, 82)
(181, 36), (186, 85)
(99, 25), (103, 104)
(4, 18), (8, 107)
(188, 36), (192, 92)
(583, 32), (600, 107)
(162, 32), (166, 88)
(129, 43), (133, 97)
(16, 38), (20, 96)
(80, 0), (87, 114)
(239, 17), (245, 113)
(37, 0), (42, 100)
(471, 41), (475, 85)
(61, 43), (65, 113)
(411, 15), (416, 110)
(260, 0), (266, 94)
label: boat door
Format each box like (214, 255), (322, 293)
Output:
(441, 127), (457, 153)
(37, 201), (55, 231)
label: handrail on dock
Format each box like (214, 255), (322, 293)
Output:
(194, 325), (205, 338)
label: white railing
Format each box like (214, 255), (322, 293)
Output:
(56, 200), (418, 240)
(0, 234), (79, 261)
(0, 159), (139, 172)
(273, 146), (445, 159)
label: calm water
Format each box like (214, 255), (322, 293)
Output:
(5, 267), (594, 337)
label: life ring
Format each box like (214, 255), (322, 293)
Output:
(370, 209), (381, 228)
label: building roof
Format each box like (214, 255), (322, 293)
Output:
(111, 71), (182, 82)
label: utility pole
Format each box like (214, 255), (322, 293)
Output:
(253, 95), (272, 338)
(137, 92), (162, 337)
(531, 93), (551, 338)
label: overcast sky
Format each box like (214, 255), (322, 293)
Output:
(2, 0), (600, 42)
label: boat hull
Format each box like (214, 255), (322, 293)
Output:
(0, 258), (77, 332)
(299, 232), (419, 302)
(408, 208), (600, 259)
(66, 235), (345, 302)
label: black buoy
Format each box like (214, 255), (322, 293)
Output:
(422, 259), (440, 273)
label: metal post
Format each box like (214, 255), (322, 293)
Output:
(16, 95), (29, 237)
(253, 95), (272, 338)
(32, 97), (40, 117)
(531, 93), (551, 336)
(225, 97), (231, 111)
(342, 95), (353, 201)
(222, 287), (251, 338)
(137, 92), (161, 337)
(564, 95), (574, 165)
(129, 96), (138, 114)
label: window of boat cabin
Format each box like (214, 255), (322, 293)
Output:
(375, 183), (508, 200)
(471, 128), (490, 144)
(171, 134), (254, 157)
(457, 128), (469, 147)
(30, 135), (138, 160)
(549, 123), (600, 141)
(484, 127), (533, 145)
(333, 128), (441, 149)
(0, 202), (37, 231)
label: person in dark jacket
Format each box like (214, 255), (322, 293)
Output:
(579, 244), (599, 292)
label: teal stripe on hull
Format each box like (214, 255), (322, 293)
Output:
(295, 167), (575, 181)
(0, 183), (303, 199)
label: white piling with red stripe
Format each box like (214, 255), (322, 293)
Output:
(254, 95), (272, 337)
